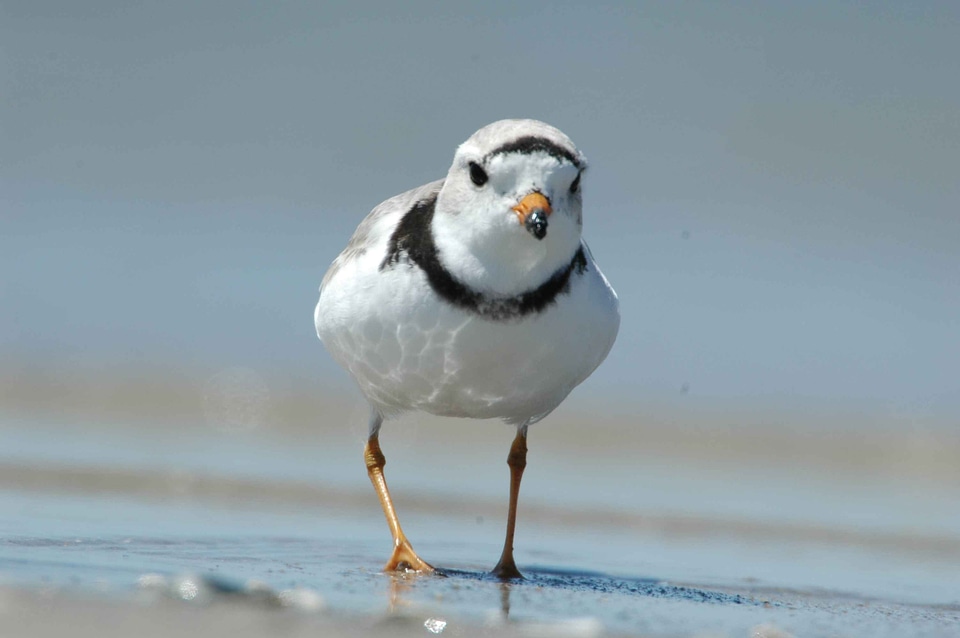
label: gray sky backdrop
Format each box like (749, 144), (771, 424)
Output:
(2, 2), (958, 427)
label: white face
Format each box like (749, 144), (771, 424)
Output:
(440, 147), (583, 238)
(487, 152), (581, 224)
(432, 142), (585, 295)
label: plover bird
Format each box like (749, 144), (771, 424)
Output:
(315, 119), (619, 579)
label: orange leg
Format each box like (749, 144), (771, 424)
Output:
(491, 428), (527, 579)
(364, 433), (434, 573)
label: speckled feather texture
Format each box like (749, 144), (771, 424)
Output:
(315, 119), (619, 428)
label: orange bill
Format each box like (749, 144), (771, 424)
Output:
(511, 192), (552, 226)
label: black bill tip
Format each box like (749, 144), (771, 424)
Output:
(525, 209), (548, 240)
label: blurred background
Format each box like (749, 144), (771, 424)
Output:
(1, 1), (959, 618)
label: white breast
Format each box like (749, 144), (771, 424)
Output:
(316, 241), (620, 426)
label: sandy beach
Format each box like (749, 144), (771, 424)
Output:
(2, 377), (959, 637)
(4, 4), (959, 635)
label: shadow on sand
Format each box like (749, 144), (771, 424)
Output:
(385, 564), (762, 622)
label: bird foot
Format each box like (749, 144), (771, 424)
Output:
(384, 539), (434, 574)
(491, 557), (524, 580)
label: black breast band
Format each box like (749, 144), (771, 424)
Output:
(380, 192), (587, 321)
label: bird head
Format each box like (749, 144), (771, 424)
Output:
(432, 119), (587, 295)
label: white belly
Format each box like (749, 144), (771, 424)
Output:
(316, 248), (619, 425)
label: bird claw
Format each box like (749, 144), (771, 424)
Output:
(384, 539), (434, 574)
(491, 557), (524, 580)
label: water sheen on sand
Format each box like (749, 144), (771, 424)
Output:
(1, 402), (959, 637)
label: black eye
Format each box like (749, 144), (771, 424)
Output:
(469, 162), (488, 187)
(570, 172), (581, 194)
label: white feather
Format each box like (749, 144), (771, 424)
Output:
(316, 119), (619, 428)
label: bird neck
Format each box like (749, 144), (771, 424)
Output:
(431, 201), (581, 297)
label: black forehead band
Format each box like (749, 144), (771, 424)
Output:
(484, 135), (583, 170)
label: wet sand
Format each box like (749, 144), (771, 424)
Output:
(2, 377), (959, 636)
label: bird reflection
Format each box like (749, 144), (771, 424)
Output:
(499, 582), (512, 619)
(384, 570), (515, 620)
(386, 572), (414, 614)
